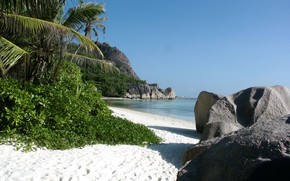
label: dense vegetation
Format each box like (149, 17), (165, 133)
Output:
(67, 43), (146, 97)
(81, 63), (145, 97)
(0, 62), (161, 150)
(0, 0), (161, 150)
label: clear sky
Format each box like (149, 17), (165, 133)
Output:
(73, 0), (290, 97)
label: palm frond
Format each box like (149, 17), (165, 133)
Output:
(1, 13), (103, 58)
(2, 13), (73, 36)
(0, 36), (28, 76)
(94, 23), (106, 34)
(62, 3), (105, 29)
(97, 17), (108, 22)
(64, 52), (118, 73)
(0, 0), (66, 19)
(71, 29), (104, 58)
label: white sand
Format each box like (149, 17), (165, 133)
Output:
(0, 107), (200, 181)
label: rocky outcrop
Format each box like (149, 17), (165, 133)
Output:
(126, 83), (176, 99)
(194, 91), (223, 133)
(97, 42), (139, 79)
(178, 114), (290, 181)
(149, 83), (165, 99)
(200, 85), (290, 141)
(126, 83), (151, 99)
(97, 42), (176, 99)
(178, 86), (290, 180)
(164, 87), (176, 99)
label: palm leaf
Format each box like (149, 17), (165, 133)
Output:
(62, 3), (105, 29)
(0, 36), (28, 76)
(64, 52), (118, 73)
(1, 13), (103, 59)
(94, 23), (106, 34)
(0, 0), (66, 19)
(71, 29), (103, 58)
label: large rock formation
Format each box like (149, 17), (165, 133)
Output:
(126, 84), (151, 99)
(194, 91), (223, 133)
(97, 42), (176, 99)
(97, 42), (139, 79)
(178, 86), (290, 180)
(126, 83), (176, 99)
(164, 87), (176, 99)
(199, 85), (290, 141)
(178, 114), (290, 181)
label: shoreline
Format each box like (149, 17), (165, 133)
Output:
(104, 98), (196, 123)
(109, 106), (196, 130)
(102, 96), (197, 100)
(0, 107), (200, 180)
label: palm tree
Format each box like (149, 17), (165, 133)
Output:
(85, 14), (107, 42)
(64, 1), (107, 42)
(0, 0), (104, 82)
(61, 2), (114, 73)
(63, 2), (107, 55)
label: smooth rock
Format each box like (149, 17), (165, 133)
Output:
(149, 84), (165, 99)
(194, 91), (223, 133)
(126, 83), (176, 99)
(178, 115), (290, 181)
(200, 121), (241, 141)
(202, 85), (290, 140)
(127, 84), (151, 99)
(164, 87), (176, 99)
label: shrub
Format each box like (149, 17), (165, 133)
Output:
(0, 61), (161, 151)
(94, 114), (162, 145)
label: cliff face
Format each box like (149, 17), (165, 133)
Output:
(97, 42), (176, 99)
(97, 42), (139, 79)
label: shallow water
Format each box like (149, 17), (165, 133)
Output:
(104, 98), (196, 123)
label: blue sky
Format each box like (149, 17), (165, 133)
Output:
(73, 0), (290, 97)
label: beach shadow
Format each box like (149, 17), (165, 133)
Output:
(147, 126), (201, 168)
(148, 126), (201, 139)
(148, 143), (194, 168)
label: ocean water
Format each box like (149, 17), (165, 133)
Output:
(104, 98), (197, 123)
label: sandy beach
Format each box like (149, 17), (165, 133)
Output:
(0, 107), (200, 181)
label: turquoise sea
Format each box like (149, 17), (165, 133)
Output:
(104, 98), (197, 123)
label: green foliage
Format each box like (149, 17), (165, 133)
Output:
(81, 62), (145, 97)
(56, 60), (83, 88)
(0, 62), (161, 150)
(0, 0), (104, 81)
(94, 114), (161, 145)
(0, 1), (161, 151)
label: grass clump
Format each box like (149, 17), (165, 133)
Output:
(0, 62), (161, 151)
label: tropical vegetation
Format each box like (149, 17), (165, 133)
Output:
(81, 62), (146, 97)
(0, 0), (161, 150)
(0, 0), (104, 81)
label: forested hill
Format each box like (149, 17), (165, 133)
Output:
(81, 42), (176, 99)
